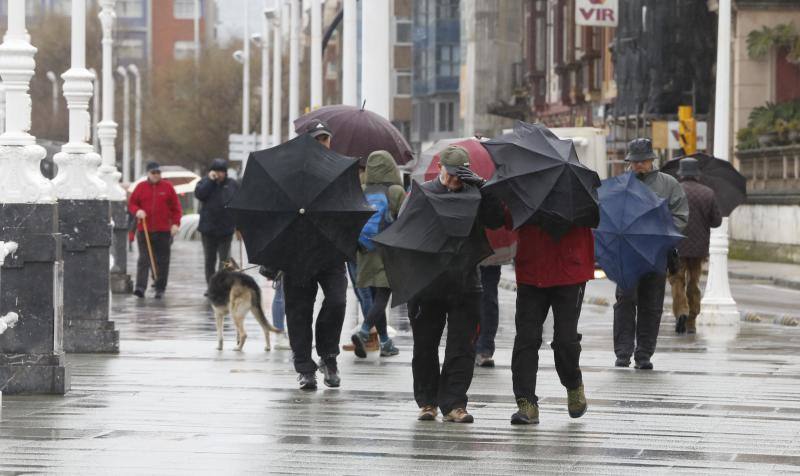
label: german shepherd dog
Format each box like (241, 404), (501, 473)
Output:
(207, 259), (281, 351)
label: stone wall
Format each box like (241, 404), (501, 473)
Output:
(730, 203), (800, 263)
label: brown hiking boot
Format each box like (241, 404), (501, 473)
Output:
(567, 384), (587, 418)
(510, 398), (539, 425)
(686, 316), (697, 334)
(443, 408), (474, 423)
(417, 405), (438, 421)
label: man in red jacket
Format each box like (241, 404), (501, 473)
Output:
(128, 162), (183, 299)
(509, 216), (592, 425)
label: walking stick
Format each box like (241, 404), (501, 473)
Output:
(141, 217), (159, 282)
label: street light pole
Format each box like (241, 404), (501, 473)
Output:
(342, 0), (357, 106)
(260, 0), (271, 149)
(288, 0), (298, 138)
(116, 66), (130, 184)
(271, 4), (282, 144)
(46, 70), (59, 117)
(310, 0), (322, 110)
(699, 0), (740, 328)
(128, 64), (142, 180)
(96, 0), (125, 201)
(243, 0), (250, 141)
(88, 67), (100, 151)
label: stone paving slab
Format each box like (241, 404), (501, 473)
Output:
(1, 241), (799, 474)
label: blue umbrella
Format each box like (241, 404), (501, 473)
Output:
(593, 173), (684, 290)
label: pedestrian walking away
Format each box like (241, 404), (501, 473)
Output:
(128, 161), (183, 299)
(667, 157), (722, 334)
(195, 159), (239, 289)
(613, 139), (688, 370)
(351, 150), (406, 359)
(376, 145), (504, 423)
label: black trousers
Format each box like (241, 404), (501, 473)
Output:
(409, 292), (481, 415)
(283, 263), (347, 374)
(364, 287), (391, 339)
(201, 233), (233, 283)
(136, 231), (171, 293)
(512, 283), (585, 403)
(476, 265), (501, 356)
(613, 272), (667, 362)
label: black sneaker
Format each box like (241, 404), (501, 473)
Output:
(154, 290), (164, 299)
(298, 372), (317, 390)
(634, 358), (653, 370)
(675, 314), (688, 334)
(351, 332), (368, 358)
(318, 359), (340, 388)
(133, 289), (145, 298)
(614, 357), (630, 367)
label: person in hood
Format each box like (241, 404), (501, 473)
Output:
(350, 151), (406, 359)
(128, 161), (183, 299)
(194, 159), (239, 286)
(613, 139), (688, 370)
(668, 157), (721, 335)
(410, 145), (504, 424)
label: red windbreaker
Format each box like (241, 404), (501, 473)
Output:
(511, 215), (595, 288)
(128, 179), (183, 233)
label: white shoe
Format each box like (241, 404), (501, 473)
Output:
(274, 332), (291, 350)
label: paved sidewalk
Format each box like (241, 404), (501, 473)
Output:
(728, 260), (800, 290)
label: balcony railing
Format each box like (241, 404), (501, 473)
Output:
(736, 144), (800, 198)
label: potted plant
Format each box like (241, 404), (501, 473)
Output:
(788, 120), (800, 143)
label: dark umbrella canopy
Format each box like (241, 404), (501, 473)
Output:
(483, 121), (601, 238)
(372, 181), (492, 306)
(660, 153), (747, 217)
(593, 173), (684, 290)
(228, 134), (374, 279)
(294, 105), (414, 165)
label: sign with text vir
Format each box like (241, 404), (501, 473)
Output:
(576, 0), (618, 27)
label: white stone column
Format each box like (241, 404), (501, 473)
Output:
(271, 5), (282, 144)
(699, 0), (740, 328)
(288, 0), (299, 138)
(260, 0), (271, 149)
(88, 67), (100, 151)
(243, 0), (251, 140)
(310, 0), (322, 110)
(129, 64), (142, 180)
(116, 66), (130, 184)
(361, 0), (391, 119)
(342, 0), (357, 106)
(96, 0), (125, 201)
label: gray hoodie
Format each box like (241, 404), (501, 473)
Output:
(637, 169), (689, 232)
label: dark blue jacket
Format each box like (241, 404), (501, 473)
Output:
(194, 177), (239, 236)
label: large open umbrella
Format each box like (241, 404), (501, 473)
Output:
(483, 121), (601, 238)
(660, 153), (746, 216)
(228, 134), (374, 279)
(294, 104), (414, 165)
(594, 173), (684, 290)
(373, 181), (492, 306)
(423, 138), (518, 260)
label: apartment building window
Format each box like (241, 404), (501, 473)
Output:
(436, 0), (458, 20)
(395, 71), (412, 96)
(414, 49), (428, 81)
(117, 0), (144, 18)
(118, 38), (145, 61)
(174, 41), (197, 60)
(396, 19), (412, 44)
(174, 0), (199, 20)
(415, 0), (429, 28)
(438, 101), (455, 132)
(436, 45), (459, 77)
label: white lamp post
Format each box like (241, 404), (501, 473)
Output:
(116, 66), (130, 184)
(259, 0), (272, 149)
(243, 0), (251, 141)
(271, 4), (282, 144)
(342, 0), (357, 106)
(287, 0), (299, 138)
(699, 0), (740, 328)
(96, 0), (125, 201)
(88, 67), (100, 150)
(128, 64), (142, 180)
(310, 0), (322, 110)
(46, 70), (59, 117)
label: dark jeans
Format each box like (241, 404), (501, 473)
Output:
(409, 292), (481, 415)
(346, 260), (373, 318)
(283, 263), (347, 374)
(512, 283), (585, 403)
(476, 265), (501, 356)
(364, 287), (391, 340)
(136, 231), (171, 293)
(201, 233), (233, 283)
(613, 272), (667, 362)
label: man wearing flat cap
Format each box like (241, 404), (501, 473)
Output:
(613, 139), (688, 370)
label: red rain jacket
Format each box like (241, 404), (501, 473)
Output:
(128, 179), (183, 233)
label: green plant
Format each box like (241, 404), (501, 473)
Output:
(736, 127), (760, 150)
(747, 23), (800, 63)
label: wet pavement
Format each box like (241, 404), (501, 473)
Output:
(2, 241), (800, 474)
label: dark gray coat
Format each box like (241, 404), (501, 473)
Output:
(677, 179), (722, 258)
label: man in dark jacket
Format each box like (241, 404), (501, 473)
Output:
(128, 161), (183, 299)
(668, 157), (722, 334)
(194, 159), (239, 285)
(410, 146), (504, 423)
(613, 139), (688, 370)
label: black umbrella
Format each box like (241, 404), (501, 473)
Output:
(294, 104), (414, 165)
(372, 181), (492, 307)
(660, 153), (747, 217)
(228, 134), (374, 279)
(482, 121), (601, 238)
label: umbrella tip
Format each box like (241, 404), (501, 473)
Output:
(361, 100), (366, 111)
